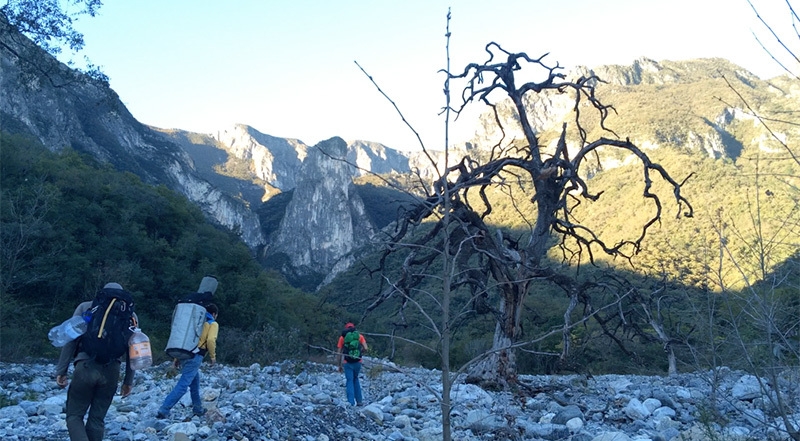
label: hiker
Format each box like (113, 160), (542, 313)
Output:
(337, 322), (368, 406)
(157, 303), (219, 419)
(54, 282), (138, 441)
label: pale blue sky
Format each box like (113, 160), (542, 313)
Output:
(63, 0), (792, 151)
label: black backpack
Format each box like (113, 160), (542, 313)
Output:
(178, 291), (213, 307)
(80, 287), (135, 364)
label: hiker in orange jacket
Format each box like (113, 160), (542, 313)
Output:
(336, 322), (368, 406)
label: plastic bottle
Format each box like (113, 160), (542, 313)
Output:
(48, 315), (88, 347)
(128, 328), (153, 370)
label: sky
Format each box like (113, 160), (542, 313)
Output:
(61, 0), (795, 151)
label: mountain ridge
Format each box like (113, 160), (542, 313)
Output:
(2, 16), (797, 287)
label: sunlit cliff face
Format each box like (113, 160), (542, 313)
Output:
(272, 137), (375, 278)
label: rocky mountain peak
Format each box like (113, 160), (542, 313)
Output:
(570, 57), (762, 86)
(270, 137), (376, 287)
(213, 124), (307, 191)
(466, 58), (793, 166)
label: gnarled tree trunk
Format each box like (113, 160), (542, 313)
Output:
(466, 280), (528, 388)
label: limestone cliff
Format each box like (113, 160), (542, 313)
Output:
(0, 19), (266, 249)
(213, 124), (307, 191)
(270, 137), (375, 288)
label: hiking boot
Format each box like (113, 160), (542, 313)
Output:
(193, 408), (207, 417)
(156, 411), (168, 419)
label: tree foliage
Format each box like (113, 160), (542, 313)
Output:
(1, 0), (100, 54)
(0, 0), (107, 84)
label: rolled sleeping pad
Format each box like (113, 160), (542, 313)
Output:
(198, 276), (218, 295)
(178, 276), (217, 306)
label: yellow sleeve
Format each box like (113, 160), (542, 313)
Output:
(205, 322), (219, 361)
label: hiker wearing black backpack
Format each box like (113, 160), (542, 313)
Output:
(336, 322), (368, 406)
(54, 282), (138, 441)
(157, 303), (219, 419)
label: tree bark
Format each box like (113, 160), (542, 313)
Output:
(466, 289), (522, 389)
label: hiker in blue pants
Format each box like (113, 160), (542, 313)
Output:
(157, 304), (219, 419)
(337, 322), (368, 406)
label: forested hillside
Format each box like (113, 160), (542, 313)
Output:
(0, 134), (343, 365)
(583, 148), (799, 289)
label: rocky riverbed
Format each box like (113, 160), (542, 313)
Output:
(0, 358), (795, 440)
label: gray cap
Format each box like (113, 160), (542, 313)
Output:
(198, 276), (218, 294)
(104, 282), (123, 290)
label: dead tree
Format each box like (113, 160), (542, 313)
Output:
(366, 43), (693, 389)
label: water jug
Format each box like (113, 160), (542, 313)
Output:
(48, 315), (88, 347)
(128, 328), (153, 370)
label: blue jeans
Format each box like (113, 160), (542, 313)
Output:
(343, 361), (363, 405)
(158, 354), (204, 416)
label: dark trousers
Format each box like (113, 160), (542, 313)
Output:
(66, 359), (120, 441)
